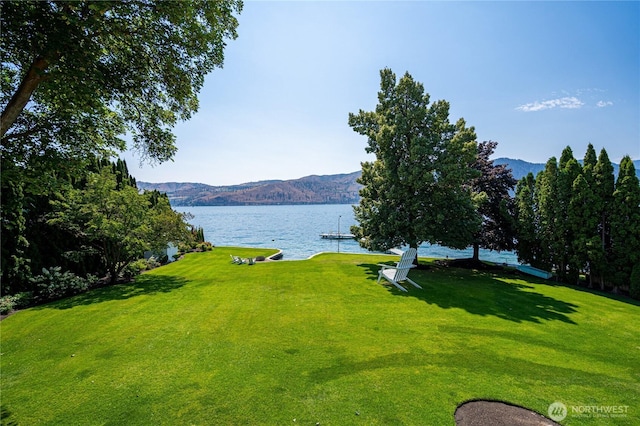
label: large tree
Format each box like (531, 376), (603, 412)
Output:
(610, 156), (640, 291)
(567, 173), (600, 285)
(555, 147), (582, 281)
(1, 0), (242, 162)
(348, 68), (480, 257)
(591, 149), (615, 288)
(49, 167), (191, 284)
(1, 0), (240, 291)
(514, 172), (543, 267)
(534, 157), (560, 271)
(469, 141), (517, 261)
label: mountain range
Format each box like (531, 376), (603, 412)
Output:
(138, 158), (640, 207)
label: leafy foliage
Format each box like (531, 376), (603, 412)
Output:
(49, 167), (192, 284)
(349, 68), (480, 253)
(0, 292), (33, 315)
(1, 1), (238, 297)
(30, 267), (96, 303)
(1, 0), (242, 163)
(469, 141), (517, 260)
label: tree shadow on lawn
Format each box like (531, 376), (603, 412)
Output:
(34, 274), (189, 311)
(357, 263), (578, 324)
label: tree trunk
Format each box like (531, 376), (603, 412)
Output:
(472, 242), (480, 262)
(108, 266), (118, 285)
(1, 57), (50, 138)
(410, 243), (419, 266)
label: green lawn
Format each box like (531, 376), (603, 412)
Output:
(1, 247), (639, 425)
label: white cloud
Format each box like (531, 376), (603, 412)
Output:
(596, 100), (614, 108)
(516, 96), (584, 112)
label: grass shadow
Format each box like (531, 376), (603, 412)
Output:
(358, 263), (579, 324)
(1, 405), (18, 426)
(560, 282), (640, 308)
(34, 274), (189, 310)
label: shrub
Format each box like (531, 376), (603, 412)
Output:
(1, 292), (35, 314)
(0, 295), (16, 315)
(30, 267), (96, 302)
(146, 256), (161, 269)
(122, 259), (148, 280)
(197, 242), (213, 252)
(177, 242), (192, 254)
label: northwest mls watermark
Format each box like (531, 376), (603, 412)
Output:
(548, 401), (631, 422)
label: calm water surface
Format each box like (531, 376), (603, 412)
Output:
(174, 204), (518, 263)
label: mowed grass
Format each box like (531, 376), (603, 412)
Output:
(1, 247), (639, 425)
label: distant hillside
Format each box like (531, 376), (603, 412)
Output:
(139, 172), (362, 206)
(140, 158), (640, 206)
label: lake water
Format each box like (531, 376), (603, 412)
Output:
(174, 204), (518, 263)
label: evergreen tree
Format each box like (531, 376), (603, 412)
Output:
(630, 263), (640, 300)
(610, 156), (640, 291)
(560, 156), (583, 283)
(568, 144), (602, 287)
(583, 143), (598, 171)
(514, 173), (542, 267)
(349, 69), (480, 257)
(568, 173), (599, 285)
(592, 149), (615, 289)
(535, 158), (560, 272)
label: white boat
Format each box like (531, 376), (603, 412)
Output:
(320, 232), (355, 240)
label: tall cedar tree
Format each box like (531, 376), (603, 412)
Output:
(534, 157), (560, 271)
(560, 156), (583, 283)
(592, 149), (615, 289)
(349, 69), (480, 259)
(514, 173), (543, 267)
(469, 141), (517, 261)
(610, 156), (640, 291)
(553, 147), (581, 282)
(513, 146), (640, 296)
(568, 173), (600, 286)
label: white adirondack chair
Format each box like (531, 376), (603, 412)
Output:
(377, 247), (422, 292)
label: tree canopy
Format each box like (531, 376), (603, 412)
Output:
(469, 141), (517, 261)
(349, 68), (480, 254)
(1, 0), (240, 295)
(49, 167), (191, 284)
(1, 0), (242, 163)
(514, 145), (640, 295)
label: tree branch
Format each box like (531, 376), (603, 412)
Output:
(1, 124), (46, 146)
(1, 57), (50, 138)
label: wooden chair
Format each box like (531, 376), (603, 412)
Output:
(377, 247), (422, 292)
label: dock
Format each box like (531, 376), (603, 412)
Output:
(320, 232), (355, 240)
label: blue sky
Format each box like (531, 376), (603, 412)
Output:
(125, 1), (639, 185)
